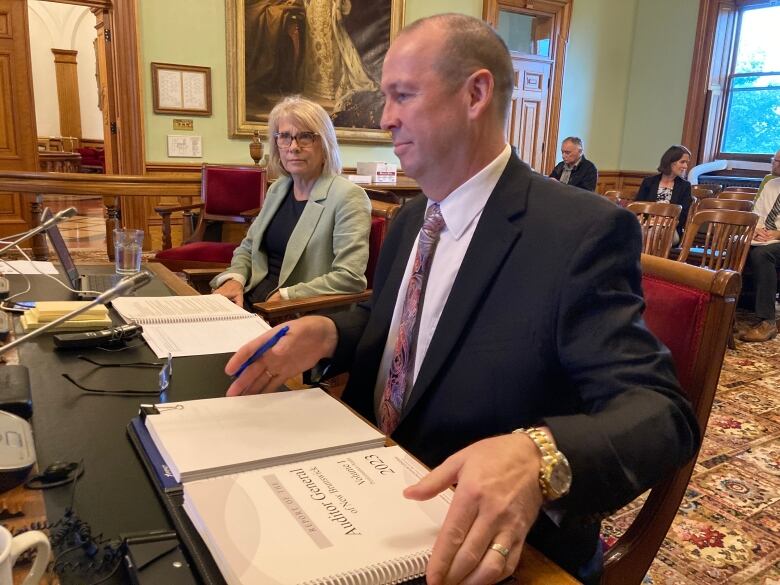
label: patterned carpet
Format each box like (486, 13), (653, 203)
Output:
(602, 314), (780, 584)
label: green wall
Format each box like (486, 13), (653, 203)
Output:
(558, 0), (638, 170)
(619, 0), (699, 171)
(138, 0), (697, 172)
(138, 0), (480, 167)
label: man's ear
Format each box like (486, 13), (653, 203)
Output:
(465, 69), (495, 120)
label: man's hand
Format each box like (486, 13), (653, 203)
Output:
(213, 279), (245, 308)
(404, 433), (546, 585)
(224, 316), (339, 396)
(754, 227), (780, 242)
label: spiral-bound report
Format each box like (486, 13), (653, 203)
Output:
(182, 444), (451, 585)
(112, 294), (270, 357)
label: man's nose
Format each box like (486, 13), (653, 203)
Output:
(380, 101), (396, 131)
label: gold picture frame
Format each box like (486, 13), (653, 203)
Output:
(151, 62), (212, 116)
(227, 0), (405, 143)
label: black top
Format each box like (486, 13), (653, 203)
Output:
(635, 174), (692, 236)
(549, 156), (598, 191)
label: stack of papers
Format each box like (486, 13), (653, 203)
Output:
(20, 301), (111, 332)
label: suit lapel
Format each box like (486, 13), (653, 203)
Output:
(255, 177), (290, 237)
(278, 175), (334, 285)
(402, 156), (531, 418)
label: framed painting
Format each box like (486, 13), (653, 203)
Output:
(227, 0), (405, 143)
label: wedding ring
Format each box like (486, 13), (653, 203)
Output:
(265, 370), (276, 380)
(489, 543), (510, 559)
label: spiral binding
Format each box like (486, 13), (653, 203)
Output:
(300, 550), (430, 585)
(136, 313), (249, 324)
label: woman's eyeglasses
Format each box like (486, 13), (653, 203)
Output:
(62, 354), (172, 396)
(274, 131), (319, 149)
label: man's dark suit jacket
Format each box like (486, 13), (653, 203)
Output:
(549, 156), (598, 191)
(635, 174), (693, 236)
(329, 154), (699, 578)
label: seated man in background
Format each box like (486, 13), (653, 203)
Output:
(549, 136), (598, 191)
(225, 14), (699, 585)
(740, 176), (780, 342)
(757, 148), (780, 196)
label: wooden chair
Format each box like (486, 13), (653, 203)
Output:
(719, 186), (758, 195)
(718, 190), (757, 202)
(626, 202), (681, 258)
(602, 190), (623, 204)
(696, 197), (754, 212)
(153, 164), (267, 272)
(602, 254), (740, 584)
(677, 209), (758, 272)
(690, 185), (715, 200)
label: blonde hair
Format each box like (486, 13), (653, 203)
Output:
(267, 96), (342, 178)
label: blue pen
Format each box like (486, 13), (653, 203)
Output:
(233, 325), (290, 379)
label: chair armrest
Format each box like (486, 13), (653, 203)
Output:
(253, 291), (371, 325)
(154, 203), (205, 249)
(240, 207), (261, 220)
(153, 202), (205, 214)
(181, 268), (224, 294)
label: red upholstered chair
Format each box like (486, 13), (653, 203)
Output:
(154, 164), (266, 273)
(600, 255), (740, 584)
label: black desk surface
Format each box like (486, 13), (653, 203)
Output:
(7, 265), (231, 583)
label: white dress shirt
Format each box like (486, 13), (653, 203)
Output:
(754, 177), (780, 230)
(373, 145), (512, 409)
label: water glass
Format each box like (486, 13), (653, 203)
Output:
(114, 228), (144, 274)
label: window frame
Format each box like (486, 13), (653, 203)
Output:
(716, 4), (780, 160)
(682, 0), (779, 165)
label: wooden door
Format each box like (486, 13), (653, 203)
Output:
(0, 0), (39, 238)
(484, 0), (572, 174)
(508, 56), (551, 172)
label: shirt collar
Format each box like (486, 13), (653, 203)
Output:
(564, 156), (583, 171)
(428, 144), (512, 241)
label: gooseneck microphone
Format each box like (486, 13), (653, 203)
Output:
(0, 270), (153, 356)
(0, 207), (78, 257)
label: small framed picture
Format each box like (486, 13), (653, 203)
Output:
(151, 62), (212, 116)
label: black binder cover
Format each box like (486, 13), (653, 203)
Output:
(127, 420), (227, 585)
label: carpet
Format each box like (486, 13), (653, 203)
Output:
(601, 312), (780, 584)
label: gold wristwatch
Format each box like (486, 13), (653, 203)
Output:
(514, 427), (572, 501)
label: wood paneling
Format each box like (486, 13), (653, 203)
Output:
(52, 48), (82, 139)
(596, 170), (652, 199)
(0, 0), (40, 238)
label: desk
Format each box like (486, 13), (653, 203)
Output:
(3, 263), (578, 585)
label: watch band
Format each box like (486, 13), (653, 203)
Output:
(513, 427), (572, 501)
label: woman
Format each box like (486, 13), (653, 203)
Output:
(211, 96), (371, 308)
(635, 145), (693, 241)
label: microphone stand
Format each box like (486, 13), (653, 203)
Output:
(0, 271), (153, 357)
(0, 207), (78, 257)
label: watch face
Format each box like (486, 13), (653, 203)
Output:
(548, 458), (572, 498)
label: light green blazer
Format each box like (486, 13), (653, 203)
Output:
(211, 174), (371, 299)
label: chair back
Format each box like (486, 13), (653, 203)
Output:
(718, 190), (757, 202)
(602, 190), (623, 204)
(366, 199), (401, 287)
(691, 185), (715, 200)
(697, 198), (754, 212)
(201, 164), (267, 219)
(626, 202), (681, 258)
(602, 255), (740, 585)
(719, 186), (758, 195)
(677, 209), (758, 272)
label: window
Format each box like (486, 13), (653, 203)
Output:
(719, 5), (780, 156)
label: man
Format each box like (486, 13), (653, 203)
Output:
(549, 137), (598, 191)
(756, 148), (780, 195)
(740, 176), (780, 342)
(225, 14), (699, 585)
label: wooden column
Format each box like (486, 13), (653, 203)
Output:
(52, 48), (83, 141)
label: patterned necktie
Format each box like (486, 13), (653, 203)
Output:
(765, 191), (780, 230)
(378, 204), (446, 435)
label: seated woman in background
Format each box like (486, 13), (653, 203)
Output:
(634, 145), (693, 243)
(211, 96), (371, 308)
